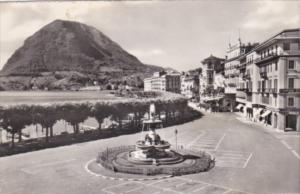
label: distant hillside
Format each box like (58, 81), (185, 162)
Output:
(188, 67), (202, 75)
(0, 19), (164, 90)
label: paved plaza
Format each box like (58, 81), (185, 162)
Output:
(0, 111), (299, 194)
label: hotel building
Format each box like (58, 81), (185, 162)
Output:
(224, 40), (258, 111)
(144, 71), (181, 93)
(180, 74), (199, 99)
(233, 29), (300, 131)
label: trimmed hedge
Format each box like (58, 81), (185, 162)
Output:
(0, 92), (202, 155)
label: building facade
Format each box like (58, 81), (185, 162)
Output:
(232, 29), (300, 131)
(144, 71), (181, 93)
(224, 39), (258, 112)
(180, 74), (199, 99)
(199, 55), (225, 95)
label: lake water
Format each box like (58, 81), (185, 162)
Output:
(0, 90), (120, 105)
(0, 90), (125, 143)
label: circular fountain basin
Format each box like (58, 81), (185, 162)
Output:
(135, 140), (171, 150)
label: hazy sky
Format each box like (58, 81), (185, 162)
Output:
(0, 1), (299, 71)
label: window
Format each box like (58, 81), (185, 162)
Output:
(288, 60), (295, 69)
(283, 43), (290, 51)
(288, 97), (294, 107)
(288, 78), (294, 89)
(275, 61), (278, 71)
(274, 79), (278, 89)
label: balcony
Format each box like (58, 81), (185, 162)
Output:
(242, 74), (251, 80)
(279, 88), (300, 93)
(257, 88), (266, 93)
(255, 53), (279, 65)
(238, 62), (247, 69)
(281, 50), (300, 56)
(246, 88), (252, 93)
(268, 88), (278, 93)
(260, 71), (267, 79)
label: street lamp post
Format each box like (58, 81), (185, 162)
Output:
(175, 129), (178, 150)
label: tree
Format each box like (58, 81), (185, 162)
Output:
(176, 99), (188, 118)
(91, 102), (113, 131)
(0, 105), (32, 148)
(111, 102), (131, 130)
(60, 103), (91, 135)
(132, 101), (148, 128)
(31, 105), (59, 142)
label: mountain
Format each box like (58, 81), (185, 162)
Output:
(0, 19), (164, 90)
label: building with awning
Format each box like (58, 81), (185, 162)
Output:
(236, 104), (244, 110)
(261, 110), (272, 118)
(254, 108), (263, 117)
(223, 28), (300, 131)
(203, 96), (223, 102)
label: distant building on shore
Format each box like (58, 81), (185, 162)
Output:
(144, 71), (181, 93)
(180, 74), (199, 99)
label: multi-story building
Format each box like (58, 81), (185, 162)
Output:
(235, 50), (256, 118)
(233, 29), (300, 131)
(180, 74), (199, 99)
(144, 71), (181, 93)
(199, 55), (225, 95)
(224, 40), (258, 111)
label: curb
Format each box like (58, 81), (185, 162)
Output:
(84, 159), (173, 181)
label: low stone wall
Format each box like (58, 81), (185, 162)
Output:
(97, 145), (213, 176)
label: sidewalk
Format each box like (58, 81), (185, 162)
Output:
(235, 112), (300, 136)
(188, 102), (213, 114)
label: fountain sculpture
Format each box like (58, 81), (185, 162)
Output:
(95, 103), (213, 176)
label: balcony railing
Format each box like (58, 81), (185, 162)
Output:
(242, 74), (251, 80)
(255, 53), (279, 64)
(257, 88), (266, 93)
(260, 71), (267, 78)
(270, 88), (276, 93)
(238, 63), (247, 69)
(279, 88), (300, 93)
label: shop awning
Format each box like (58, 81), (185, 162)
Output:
(236, 104), (244, 109)
(261, 110), (272, 117)
(204, 96), (223, 102)
(254, 108), (264, 116)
